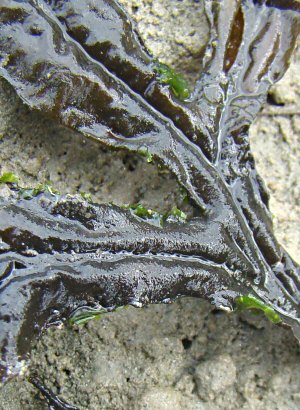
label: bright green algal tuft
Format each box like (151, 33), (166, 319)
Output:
(0, 172), (60, 199)
(154, 62), (190, 100)
(137, 147), (153, 163)
(169, 206), (187, 222)
(69, 306), (128, 326)
(235, 294), (282, 324)
(0, 172), (19, 184)
(125, 203), (187, 227)
(126, 203), (163, 227)
(69, 309), (105, 326)
(80, 191), (93, 203)
(18, 183), (60, 199)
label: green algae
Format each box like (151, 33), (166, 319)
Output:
(125, 203), (187, 226)
(0, 172), (19, 184)
(235, 294), (282, 324)
(69, 306), (129, 326)
(154, 62), (190, 100)
(0, 172), (59, 199)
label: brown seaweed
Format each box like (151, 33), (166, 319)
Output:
(0, 0), (300, 384)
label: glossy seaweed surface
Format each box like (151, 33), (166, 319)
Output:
(1, 0), (300, 384)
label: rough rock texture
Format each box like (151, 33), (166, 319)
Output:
(250, 46), (300, 262)
(119, 0), (209, 84)
(0, 1), (299, 409)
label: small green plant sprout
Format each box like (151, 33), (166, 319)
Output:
(154, 62), (190, 100)
(235, 294), (282, 324)
(0, 172), (19, 184)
